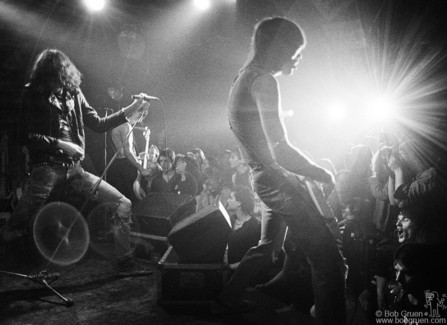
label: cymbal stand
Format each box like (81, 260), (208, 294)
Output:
(0, 269), (73, 307)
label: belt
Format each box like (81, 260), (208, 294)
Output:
(32, 159), (80, 169)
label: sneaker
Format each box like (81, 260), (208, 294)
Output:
(116, 262), (153, 277)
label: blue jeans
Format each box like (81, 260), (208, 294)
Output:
(5, 163), (133, 261)
(219, 166), (346, 325)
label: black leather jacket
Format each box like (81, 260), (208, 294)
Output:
(21, 84), (127, 165)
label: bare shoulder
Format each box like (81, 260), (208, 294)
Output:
(250, 73), (278, 104)
(250, 73), (279, 112)
(251, 73), (278, 93)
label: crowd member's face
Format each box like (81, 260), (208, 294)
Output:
(205, 178), (220, 195)
(148, 148), (158, 162)
(201, 159), (210, 173)
(194, 153), (203, 165)
(396, 214), (415, 243)
(175, 160), (186, 174)
(221, 153), (231, 168)
(50, 81), (64, 96)
(342, 202), (360, 221)
(229, 152), (242, 169)
(159, 156), (172, 172)
(226, 192), (240, 212)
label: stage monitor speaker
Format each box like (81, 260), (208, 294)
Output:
(167, 201), (232, 264)
(131, 193), (193, 240)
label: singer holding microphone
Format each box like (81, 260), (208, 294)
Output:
(0, 49), (152, 276)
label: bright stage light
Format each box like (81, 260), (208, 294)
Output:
(82, 0), (106, 12)
(327, 102), (348, 123)
(193, 0), (211, 11)
(366, 96), (398, 123)
(281, 109), (294, 118)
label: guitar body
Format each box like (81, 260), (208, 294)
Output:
(133, 172), (147, 200)
(284, 171), (341, 241)
(303, 177), (341, 240)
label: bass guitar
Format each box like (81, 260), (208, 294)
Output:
(278, 166), (341, 241)
(133, 127), (150, 200)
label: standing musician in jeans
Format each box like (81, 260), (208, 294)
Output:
(220, 17), (346, 324)
(0, 49), (151, 276)
(108, 109), (152, 204)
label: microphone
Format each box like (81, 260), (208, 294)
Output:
(131, 94), (159, 101)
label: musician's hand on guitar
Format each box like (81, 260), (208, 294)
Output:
(57, 140), (84, 160)
(140, 101), (150, 113)
(140, 168), (152, 177)
(138, 152), (149, 161)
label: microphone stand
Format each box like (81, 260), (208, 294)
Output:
(102, 108), (112, 242)
(0, 269), (73, 307)
(104, 109), (110, 182)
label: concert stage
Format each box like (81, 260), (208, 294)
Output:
(0, 249), (319, 325)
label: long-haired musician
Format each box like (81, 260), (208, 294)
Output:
(0, 49), (151, 276)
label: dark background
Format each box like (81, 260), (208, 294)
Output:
(1, 0), (447, 178)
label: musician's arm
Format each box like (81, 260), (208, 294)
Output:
(252, 74), (334, 185)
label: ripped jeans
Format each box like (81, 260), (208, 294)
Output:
(5, 163), (133, 261)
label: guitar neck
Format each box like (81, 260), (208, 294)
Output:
(142, 131), (150, 169)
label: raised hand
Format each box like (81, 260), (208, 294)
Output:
(122, 93), (151, 117)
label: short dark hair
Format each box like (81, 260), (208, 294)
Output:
(245, 17), (305, 72)
(159, 148), (175, 164)
(192, 148), (206, 163)
(394, 242), (430, 275)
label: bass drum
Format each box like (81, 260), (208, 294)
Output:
(33, 201), (90, 266)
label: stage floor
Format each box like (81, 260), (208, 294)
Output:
(0, 247), (318, 325)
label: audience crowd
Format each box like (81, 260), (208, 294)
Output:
(138, 133), (447, 322)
